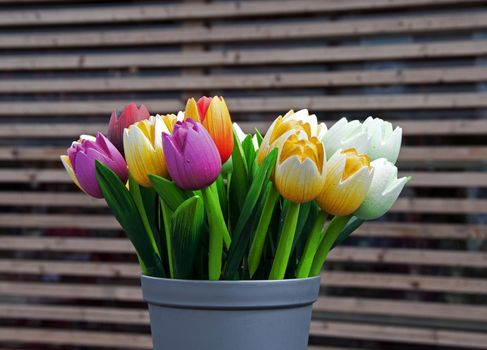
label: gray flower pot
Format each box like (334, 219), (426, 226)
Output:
(141, 275), (321, 350)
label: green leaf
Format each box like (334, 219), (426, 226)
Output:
(171, 196), (205, 279)
(223, 148), (278, 279)
(149, 174), (188, 211)
(229, 129), (250, 225)
(254, 129), (263, 146)
(128, 175), (159, 254)
(95, 161), (164, 277)
(331, 216), (364, 249)
(215, 174), (228, 222)
(242, 135), (256, 172)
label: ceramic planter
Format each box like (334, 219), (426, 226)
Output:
(141, 275), (321, 350)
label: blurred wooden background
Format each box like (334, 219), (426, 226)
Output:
(0, 0), (486, 349)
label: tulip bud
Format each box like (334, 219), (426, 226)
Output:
(123, 114), (177, 187)
(274, 134), (326, 203)
(60, 133), (128, 198)
(363, 117), (402, 164)
(107, 102), (150, 154)
(184, 96), (234, 163)
(316, 148), (374, 216)
(162, 118), (222, 190)
(258, 109), (325, 165)
(321, 117), (369, 160)
(355, 158), (410, 220)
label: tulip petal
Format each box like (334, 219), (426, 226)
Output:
(355, 158), (409, 220)
(184, 98), (200, 122)
(275, 156), (325, 203)
(73, 151), (103, 198)
(60, 155), (83, 190)
(316, 150), (373, 216)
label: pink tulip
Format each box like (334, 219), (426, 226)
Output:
(61, 133), (128, 198)
(107, 102), (150, 153)
(162, 119), (221, 190)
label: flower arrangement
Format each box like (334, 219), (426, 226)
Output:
(61, 97), (409, 281)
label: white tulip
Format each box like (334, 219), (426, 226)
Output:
(363, 117), (402, 164)
(354, 158), (410, 220)
(321, 117), (370, 159)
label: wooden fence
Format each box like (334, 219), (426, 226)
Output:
(0, 0), (486, 349)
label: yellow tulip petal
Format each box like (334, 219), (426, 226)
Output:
(184, 97), (200, 122)
(124, 120), (168, 187)
(316, 150), (373, 216)
(60, 155), (84, 192)
(275, 156), (325, 203)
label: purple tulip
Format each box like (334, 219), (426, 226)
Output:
(61, 132), (128, 198)
(107, 102), (150, 154)
(162, 118), (222, 190)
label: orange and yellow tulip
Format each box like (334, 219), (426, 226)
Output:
(184, 96), (234, 163)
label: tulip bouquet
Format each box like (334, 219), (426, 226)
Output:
(61, 98), (409, 281)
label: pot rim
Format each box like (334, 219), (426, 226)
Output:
(141, 275), (321, 310)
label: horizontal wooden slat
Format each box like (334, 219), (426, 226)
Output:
(0, 271), (485, 300)
(0, 169), (69, 183)
(309, 321), (487, 348)
(1, 296), (486, 325)
(357, 222), (487, 239)
(5, 67), (487, 93)
(0, 213), (119, 229)
(391, 198), (487, 214)
(6, 13), (487, 49)
(314, 296), (487, 322)
(0, 236), (132, 253)
(0, 247), (484, 279)
(1, 215), (486, 240)
(4, 146), (486, 162)
(399, 146), (487, 162)
(2, 40), (486, 70)
(1, 120), (486, 138)
(330, 247), (487, 267)
(1, 323), (485, 349)
(0, 191), (104, 207)
(0, 328), (151, 349)
(0, 304), (149, 325)
(403, 171), (487, 187)
(0, 323), (485, 349)
(0, 0), (480, 26)
(2, 94), (487, 116)
(1, 170), (483, 187)
(323, 271), (487, 294)
(2, 190), (487, 215)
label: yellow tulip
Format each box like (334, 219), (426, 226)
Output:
(316, 148), (373, 215)
(258, 109), (326, 164)
(274, 134), (326, 203)
(123, 114), (178, 187)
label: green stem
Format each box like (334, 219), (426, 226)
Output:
(269, 201), (300, 280)
(160, 200), (174, 278)
(202, 183), (230, 280)
(248, 185), (279, 278)
(309, 215), (351, 276)
(296, 211), (328, 278)
(210, 182), (231, 249)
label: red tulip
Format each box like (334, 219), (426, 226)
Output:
(107, 102), (150, 154)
